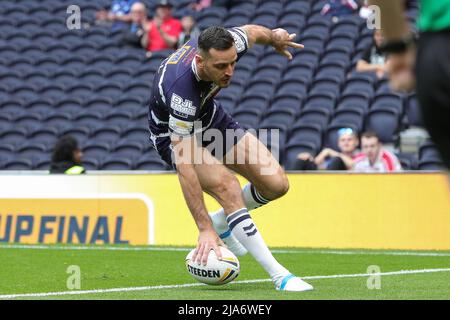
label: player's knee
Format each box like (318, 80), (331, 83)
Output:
(211, 173), (242, 206)
(263, 172), (289, 200)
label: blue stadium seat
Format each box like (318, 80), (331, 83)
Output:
(289, 123), (323, 149)
(134, 153), (169, 170)
(283, 61), (315, 84)
(0, 126), (28, 145)
(233, 110), (261, 130)
(28, 125), (59, 143)
(277, 78), (309, 97)
(310, 75), (342, 97)
(43, 112), (72, 128)
(366, 109), (401, 143)
(101, 155), (134, 170)
(124, 81), (151, 97)
(60, 126), (91, 144)
(419, 140), (443, 163)
(14, 112), (44, 127)
(269, 92), (303, 114)
(1, 158), (33, 170)
(303, 92), (336, 113)
(82, 140), (111, 159)
(82, 156), (101, 170)
(261, 108), (296, 128)
(234, 93), (270, 114)
(112, 139), (145, 156)
(371, 92), (403, 114)
(296, 107), (331, 130)
(15, 141), (47, 158)
(337, 92), (370, 114)
(331, 109), (364, 132)
(406, 93), (423, 127)
(90, 125), (122, 142)
(122, 125), (149, 142)
(246, 78), (277, 96)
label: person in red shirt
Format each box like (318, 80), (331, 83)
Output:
(142, 0), (182, 52)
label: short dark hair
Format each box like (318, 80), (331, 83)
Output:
(52, 135), (80, 163)
(361, 131), (379, 141)
(198, 26), (234, 55)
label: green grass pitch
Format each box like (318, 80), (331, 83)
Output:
(0, 244), (449, 300)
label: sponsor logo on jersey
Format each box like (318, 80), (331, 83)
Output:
(171, 93), (196, 118)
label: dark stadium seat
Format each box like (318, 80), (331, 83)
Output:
(90, 126), (122, 142)
(15, 141), (47, 158)
(101, 156), (134, 170)
(296, 107), (331, 130)
(112, 139), (145, 156)
(1, 158), (33, 170)
(366, 109), (401, 143)
(289, 123), (323, 149)
(371, 93), (403, 113)
(331, 109), (365, 132)
(233, 110), (261, 130)
(82, 141), (111, 159)
(337, 92), (370, 114)
(134, 154), (169, 171)
(418, 160), (445, 171)
(406, 93), (423, 127)
(261, 109), (297, 128)
(303, 92), (336, 113)
(419, 141), (443, 163)
(234, 94), (270, 114)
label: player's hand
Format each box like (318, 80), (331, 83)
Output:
(387, 47), (416, 92)
(192, 229), (224, 266)
(271, 28), (304, 60)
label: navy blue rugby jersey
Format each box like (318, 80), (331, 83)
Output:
(148, 27), (249, 139)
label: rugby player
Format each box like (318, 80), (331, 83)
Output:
(148, 25), (313, 291)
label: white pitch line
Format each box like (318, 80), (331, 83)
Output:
(1, 244), (450, 257)
(1, 267), (450, 300)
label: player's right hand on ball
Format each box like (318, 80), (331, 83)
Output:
(193, 229), (224, 266)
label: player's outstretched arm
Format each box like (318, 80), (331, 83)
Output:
(171, 135), (223, 265)
(240, 24), (304, 60)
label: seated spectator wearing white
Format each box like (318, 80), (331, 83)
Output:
(356, 29), (389, 79)
(142, 0), (182, 52)
(122, 2), (149, 47)
(321, 0), (359, 22)
(96, 0), (139, 30)
(295, 128), (360, 171)
(353, 131), (402, 172)
(177, 15), (201, 48)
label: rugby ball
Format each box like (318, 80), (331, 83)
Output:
(185, 246), (240, 285)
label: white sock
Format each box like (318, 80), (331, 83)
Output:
(211, 183), (270, 237)
(226, 208), (289, 280)
(242, 183), (270, 210)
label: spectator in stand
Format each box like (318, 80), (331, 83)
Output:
(142, 0), (182, 52)
(294, 128), (360, 170)
(189, 0), (233, 11)
(122, 2), (149, 47)
(321, 0), (359, 22)
(177, 15), (201, 48)
(189, 0), (212, 12)
(96, 0), (139, 30)
(353, 131), (402, 172)
(49, 135), (86, 174)
(356, 29), (389, 79)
